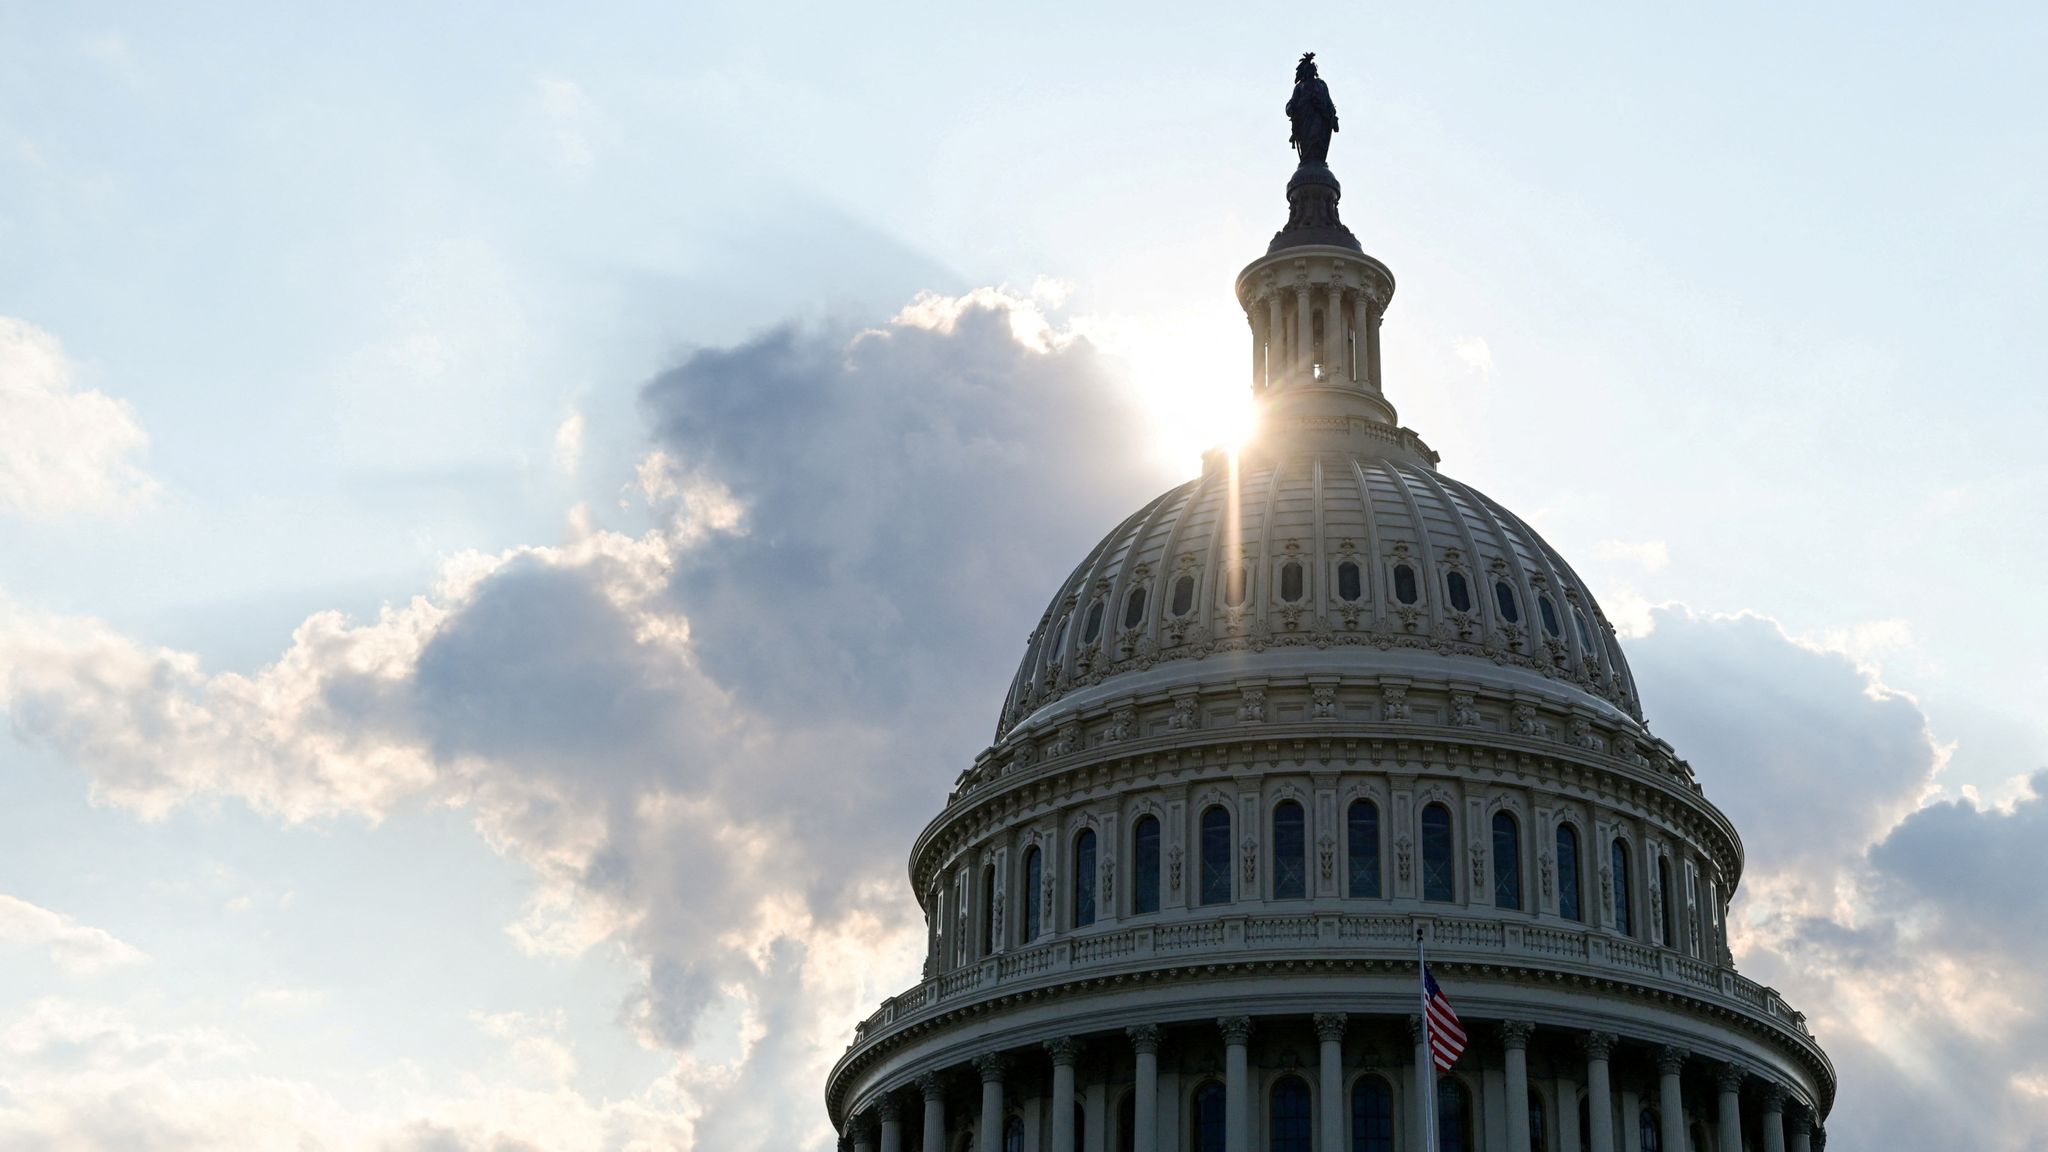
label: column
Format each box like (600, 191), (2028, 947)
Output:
(1556, 1074), (1581, 1152)
(1620, 1089), (1642, 1152)
(1293, 281), (1313, 382)
(1129, 1025), (1161, 1152)
(976, 1054), (1007, 1152)
(852, 1113), (877, 1152)
(1314, 1014), (1347, 1152)
(1351, 289), (1370, 385)
(1501, 1021), (1534, 1152)
(1324, 280), (1346, 381)
(1760, 1084), (1788, 1152)
(1716, 1064), (1745, 1152)
(1656, 1047), (1687, 1152)
(1220, 1017), (1253, 1152)
(1251, 301), (1268, 391)
(1047, 1038), (1081, 1152)
(1410, 1016), (1433, 1152)
(1266, 290), (1284, 387)
(1787, 1109), (1813, 1152)
(919, 1074), (947, 1152)
(1584, 1032), (1617, 1152)
(1366, 305), (1384, 394)
(879, 1095), (904, 1152)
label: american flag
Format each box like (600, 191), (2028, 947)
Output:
(1422, 967), (1466, 1071)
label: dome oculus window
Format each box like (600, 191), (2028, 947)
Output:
(1493, 580), (1521, 623)
(1446, 570), (1472, 613)
(1336, 560), (1363, 602)
(1170, 574), (1196, 617)
(1392, 564), (1419, 605)
(1122, 586), (1147, 629)
(1223, 566), (1249, 608)
(1279, 561), (1305, 603)
(1539, 595), (1562, 638)
(1082, 600), (1104, 643)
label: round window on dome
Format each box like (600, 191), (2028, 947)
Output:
(1393, 564), (1419, 606)
(1224, 566), (1249, 608)
(1494, 580), (1520, 623)
(1122, 586), (1147, 630)
(1083, 600), (1105, 643)
(1539, 595), (1562, 638)
(1170, 574), (1196, 617)
(1279, 561), (1305, 603)
(1446, 571), (1472, 613)
(1336, 560), (1363, 602)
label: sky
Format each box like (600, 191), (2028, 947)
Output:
(1, 2), (2045, 1147)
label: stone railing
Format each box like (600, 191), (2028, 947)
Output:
(847, 912), (1817, 1059)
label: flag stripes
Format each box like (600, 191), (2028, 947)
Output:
(1423, 969), (1466, 1071)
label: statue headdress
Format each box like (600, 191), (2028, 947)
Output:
(1295, 52), (1318, 82)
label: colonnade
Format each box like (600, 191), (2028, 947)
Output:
(843, 1014), (1824, 1152)
(1248, 278), (1383, 394)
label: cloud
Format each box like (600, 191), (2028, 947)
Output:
(0, 316), (156, 520)
(0, 287), (1159, 1149)
(0, 895), (145, 976)
(1592, 538), (1670, 572)
(1453, 336), (1493, 374)
(552, 409), (586, 476)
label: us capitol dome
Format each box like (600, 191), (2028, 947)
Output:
(827, 56), (1833, 1152)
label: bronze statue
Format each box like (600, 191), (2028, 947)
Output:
(1286, 52), (1338, 166)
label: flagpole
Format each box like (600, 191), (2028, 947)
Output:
(1417, 927), (1437, 1152)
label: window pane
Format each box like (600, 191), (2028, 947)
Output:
(1640, 1108), (1660, 1152)
(1494, 581), (1521, 623)
(1492, 813), (1522, 910)
(1280, 562), (1304, 603)
(1134, 817), (1161, 915)
(1193, 1082), (1226, 1152)
(1171, 574), (1195, 617)
(1201, 808), (1232, 905)
(1005, 1116), (1026, 1152)
(1348, 801), (1381, 898)
(1024, 847), (1043, 941)
(1352, 1076), (1395, 1152)
(1657, 857), (1675, 946)
(1269, 1076), (1311, 1152)
(1273, 802), (1306, 899)
(1447, 571), (1472, 613)
(1557, 825), (1582, 922)
(1612, 839), (1633, 936)
(980, 865), (996, 956)
(1574, 607), (1594, 650)
(1393, 564), (1419, 605)
(1084, 600), (1105, 642)
(1529, 1091), (1548, 1152)
(1117, 1094), (1135, 1152)
(1439, 1079), (1472, 1152)
(1224, 567), (1248, 607)
(1123, 586), (1147, 629)
(1540, 595), (1562, 638)
(1422, 804), (1454, 902)
(1337, 561), (1363, 602)
(1074, 830), (1097, 928)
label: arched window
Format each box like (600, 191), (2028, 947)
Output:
(1269, 1076), (1311, 1152)
(1351, 1076), (1395, 1152)
(1612, 838), (1634, 936)
(1439, 1077), (1473, 1152)
(1347, 800), (1381, 898)
(1116, 1092), (1135, 1152)
(1492, 812), (1522, 910)
(1123, 585), (1148, 629)
(1337, 560), (1363, 602)
(1022, 846), (1043, 942)
(1224, 566), (1249, 608)
(1529, 1089), (1549, 1152)
(1657, 855), (1675, 946)
(1447, 570), (1473, 613)
(1494, 580), (1521, 623)
(1200, 807), (1232, 905)
(1053, 613), (1072, 654)
(1393, 564), (1419, 605)
(1639, 1107), (1661, 1152)
(980, 864), (996, 956)
(1557, 824), (1583, 922)
(1272, 801), (1307, 899)
(1573, 607), (1595, 651)
(1421, 803), (1455, 902)
(1190, 1081), (1226, 1152)
(1073, 829), (1097, 928)
(1083, 600), (1105, 643)
(1133, 816), (1161, 915)
(1004, 1115), (1025, 1152)
(1539, 595), (1562, 638)
(1171, 574), (1196, 617)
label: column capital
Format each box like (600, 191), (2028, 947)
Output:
(1582, 1030), (1617, 1061)
(1716, 1062), (1748, 1093)
(852, 1113), (879, 1140)
(1655, 1045), (1690, 1076)
(1810, 1125), (1827, 1151)
(1217, 1015), (1254, 1044)
(1499, 1020), (1535, 1050)
(1787, 1109), (1813, 1136)
(1760, 1082), (1789, 1112)
(918, 1072), (948, 1101)
(1313, 1013), (1349, 1042)
(1407, 1013), (1425, 1045)
(1127, 1024), (1162, 1054)
(973, 1053), (1009, 1084)
(1044, 1036), (1083, 1067)
(878, 1095), (904, 1122)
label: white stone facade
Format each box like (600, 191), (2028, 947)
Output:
(827, 129), (1833, 1152)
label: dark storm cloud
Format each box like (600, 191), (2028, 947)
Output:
(1868, 769), (2048, 953)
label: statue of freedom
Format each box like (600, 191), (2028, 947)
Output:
(1285, 52), (1339, 166)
